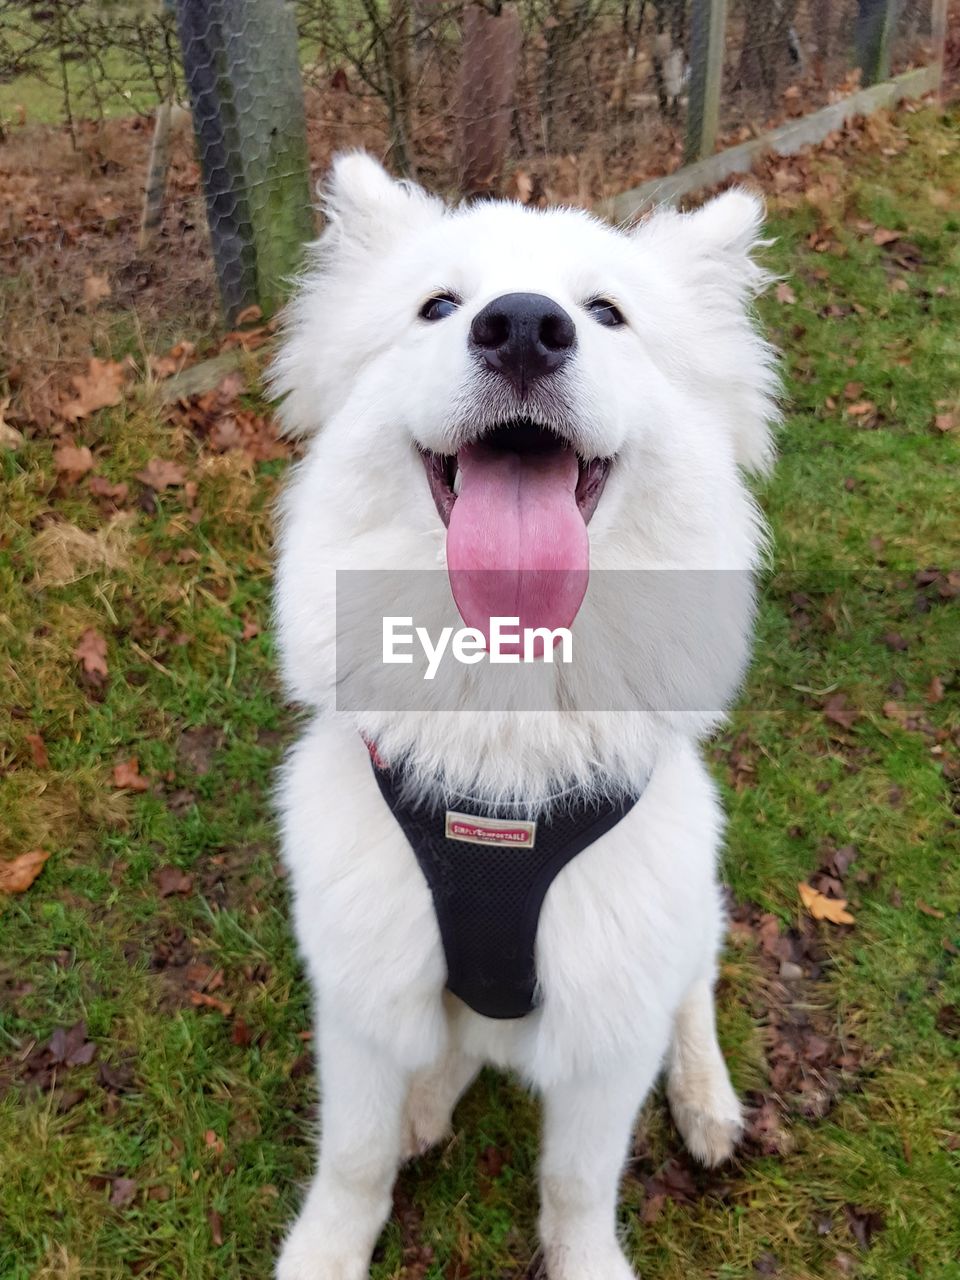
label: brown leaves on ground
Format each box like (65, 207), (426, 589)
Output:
(207, 1208), (224, 1246)
(135, 457), (187, 490)
(170, 373), (290, 465)
(82, 272), (112, 308)
(53, 443), (94, 479)
(844, 1205), (886, 1250)
(774, 282), (797, 305)
(88, 474), (130, 507)
(109, 1177), (138, 1209)
(60, 357), (127, 423)
(2, 1020), (98, 1105)
(799, 881), (855, 926)
(155, 866), (194, 897)
(148, 340), (196, 380)
(822, 692), (858, 733)
(25, 732), (49, 768)
(638, 1157), (700, 1223)
(112, 758), (150, 791)
(1, 398), (24, 450)
(729, 888), (867, 1157)
(0, 849), (50, 894)
(75, 627), (108, 679)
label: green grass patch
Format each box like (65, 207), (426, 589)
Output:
(1, 106), (958, 1279)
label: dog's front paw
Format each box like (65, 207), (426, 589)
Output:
(668, 1076), (743, 1167)
(542, 1239), (637, 1280)
(276, 1219), (368, 1280)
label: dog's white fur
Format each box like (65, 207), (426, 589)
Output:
(271, 154), (777, 1280)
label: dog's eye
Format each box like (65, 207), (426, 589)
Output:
(419, 293), (460, 322)
(586, 298), (626, 328)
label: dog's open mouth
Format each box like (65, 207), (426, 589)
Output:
(421, 421), (611, 530)
(420, 421), (613, 646)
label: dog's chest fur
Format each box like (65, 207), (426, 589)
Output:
(279, 720), (726, 1085)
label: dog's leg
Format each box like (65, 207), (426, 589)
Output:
(402, 1048), (481, 1159)
(666, 977), (742, 1166)
(539, 1066), (653, 1280)
(277, 1024), (409, 1280)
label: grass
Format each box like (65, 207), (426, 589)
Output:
(1, 105), (958, 1280)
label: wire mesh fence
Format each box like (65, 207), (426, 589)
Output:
(0, 0), (950, 353)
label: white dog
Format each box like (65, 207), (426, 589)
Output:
(270, 153), (777, 1280)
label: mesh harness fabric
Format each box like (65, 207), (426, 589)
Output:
(370, 754), (647, 1020)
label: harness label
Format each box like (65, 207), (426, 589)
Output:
(445, 810), (537, 849)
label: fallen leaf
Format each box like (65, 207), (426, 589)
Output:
(25, 732), (49, 768)
(880, 631), (908, 651)
(88, 475), (130, 505)
(825, 843), (858, 879)
(872, 228), (900, 246)
(112, 758), (150, 791)
(83, 272), (111, 307)
(204, 1129), (225, 1154)
(240, 617), (260, 640)
(98, 1060), (135, 1092)
(74, 628), (109, 678)
(0, 399), (23, 450)
(190, 991), (233, 1015)
(57, 1087), (87, 1114)
(823, 693), (857, 731)
(110, 1177), (138, 1209)
(844, 1204), (885, 1249)
(49, 1022), (97, 1066)
(0, 849), (50, 894)
(917, 899), (945, 920)
(53, 443), (94, 478)
(934, 412), (956, 433)
(926, 675), (945, 704)
(846, 400), (876, 417)
(231, 1017), (253, 1047)
(156, 866), (194, 897)
(61, 358), (126, 422)
(883, 700), (908, 725)
(799, 881), (855, 926)
(775, 281), (797, 305)
(208, 1208), (224, 1246)
(136, 458), (187, 490)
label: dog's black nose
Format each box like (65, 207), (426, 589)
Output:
(469, 292), (576, 397)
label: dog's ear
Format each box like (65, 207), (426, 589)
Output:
(634, 188), (767, 283)
(631, 190), (777, 474)
(678, 188), (765, 260)
(322, 152), (443, 252)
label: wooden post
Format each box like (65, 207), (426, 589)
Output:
(684, 0), (728, 164)
(457, 2), (522, 199)
(223, 0), (316, 316)
(175, 0), (314, 322)
(931, 0), (949, 97)
(855, 0), (900, 86)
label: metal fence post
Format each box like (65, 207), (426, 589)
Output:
(855, 0), (901, 86)
(685, 0), (728, 165)
(175, 0), (314, 322)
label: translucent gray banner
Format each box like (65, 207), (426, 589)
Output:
(334, 569), (756, 713)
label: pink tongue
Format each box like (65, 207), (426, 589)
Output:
(447, 442), (589, 651)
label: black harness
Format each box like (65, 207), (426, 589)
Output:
(370, 748), (645, 1019)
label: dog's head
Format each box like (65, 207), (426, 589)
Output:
(273, 150), (775, 568)
(271, 154), (778, 776)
